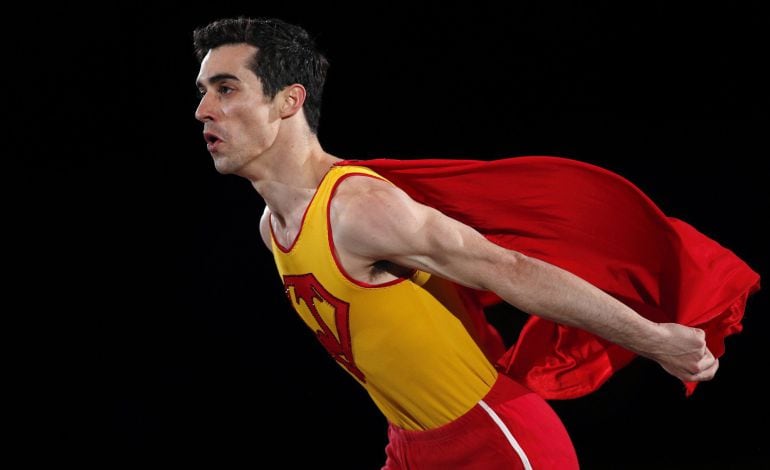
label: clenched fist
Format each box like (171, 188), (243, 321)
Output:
(648, 323), (719, 382)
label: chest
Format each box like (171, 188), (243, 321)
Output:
(271, 216), (303, 250)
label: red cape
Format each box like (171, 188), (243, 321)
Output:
(338, 157), (760, 399)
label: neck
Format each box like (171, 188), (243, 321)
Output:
(241, 133), (342, 223)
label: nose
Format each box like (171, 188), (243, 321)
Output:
(195, 93), (216, 123)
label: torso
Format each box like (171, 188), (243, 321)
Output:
(265, 164), (497, 430)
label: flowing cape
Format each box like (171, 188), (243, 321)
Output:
(338, 157), (760, 399)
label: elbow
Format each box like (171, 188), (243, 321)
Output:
(479, 248), (525, 291)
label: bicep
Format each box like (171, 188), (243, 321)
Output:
(390, 203), (513, 290)
(335, 179), (511, 290)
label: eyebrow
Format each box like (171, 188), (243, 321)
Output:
(196, 73), (241, 89)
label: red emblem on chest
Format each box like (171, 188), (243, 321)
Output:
(283, 273), (366, 382)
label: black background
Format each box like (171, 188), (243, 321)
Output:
(19, 2), (768, 468)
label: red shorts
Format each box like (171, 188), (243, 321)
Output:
(382, 373), (579, 469)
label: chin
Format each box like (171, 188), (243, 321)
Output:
(212, 155), (236, 175)
(213, 154), (252, 177)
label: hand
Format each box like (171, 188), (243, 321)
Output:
(649, 323), (719, 382)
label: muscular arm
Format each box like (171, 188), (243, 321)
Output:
(332, 176), (718, 382)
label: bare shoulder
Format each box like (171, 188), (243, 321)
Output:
(329, 174), (431, 258)
(331, 174), (418, 231)
(259, 206), (272, 252)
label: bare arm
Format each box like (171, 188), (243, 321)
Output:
(333, 177), (718, 382)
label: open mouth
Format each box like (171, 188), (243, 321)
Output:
(204, 132), (221, 145)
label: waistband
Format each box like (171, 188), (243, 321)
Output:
(388, 373), (533, 443)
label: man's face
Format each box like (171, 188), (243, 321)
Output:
(195, 44), (280, 174)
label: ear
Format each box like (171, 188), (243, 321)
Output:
(279, 84), (307, 119)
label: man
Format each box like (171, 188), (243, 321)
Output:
(192, 17), (758, 469)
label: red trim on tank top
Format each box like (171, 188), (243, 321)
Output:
(327, 172), (409, 288)
(269, 169), (334, 253)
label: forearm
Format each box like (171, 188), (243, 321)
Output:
(488, 250), (664, 358)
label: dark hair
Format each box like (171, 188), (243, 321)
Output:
(193, 17), (329, 134)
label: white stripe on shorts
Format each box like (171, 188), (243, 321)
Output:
(479, 399), (533, 470)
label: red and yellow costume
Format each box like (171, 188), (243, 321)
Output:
(271, 165), (497, 430)
(271, 157), (759, 468)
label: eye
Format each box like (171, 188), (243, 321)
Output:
(218, 85), (234, 95)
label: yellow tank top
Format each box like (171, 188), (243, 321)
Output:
(270, 164), (497, 430)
